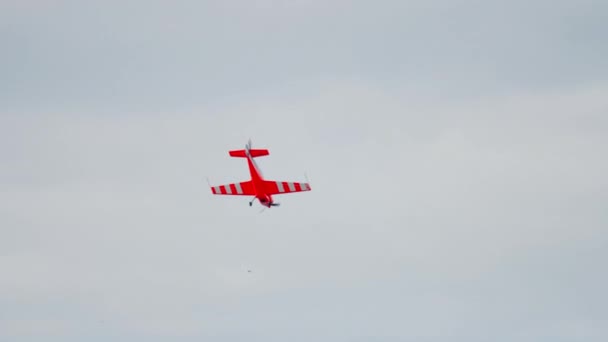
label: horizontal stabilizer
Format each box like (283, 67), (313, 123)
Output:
(229, 149), (269, 158)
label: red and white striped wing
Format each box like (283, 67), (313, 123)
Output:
(210, 181), (255, 196)
(263, 180), (311, 195)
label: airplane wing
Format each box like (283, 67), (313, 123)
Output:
(210, 181), (256, 195)
(263, 180), (311, 195)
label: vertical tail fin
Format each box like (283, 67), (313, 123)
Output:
(229, 139), (268, 158)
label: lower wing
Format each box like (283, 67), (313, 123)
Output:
(263, 180), (311, 195)
(210, 181), (255, 195)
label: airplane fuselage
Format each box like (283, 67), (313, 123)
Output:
(245, 149), (275, 207)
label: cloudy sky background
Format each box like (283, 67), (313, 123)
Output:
(1, 0), (607, 341)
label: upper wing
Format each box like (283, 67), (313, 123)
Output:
(263, 180), (311, 195)
(210, 180), (255, 195)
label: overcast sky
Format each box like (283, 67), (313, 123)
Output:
(1, 1), (607, 341)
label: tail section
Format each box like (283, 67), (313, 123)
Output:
(229, 139), (269, 158)
(229, 149), (269, 158)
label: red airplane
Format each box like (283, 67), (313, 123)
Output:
(209, 140), (311, 208)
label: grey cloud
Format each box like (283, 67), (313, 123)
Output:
(2, 0), (607, 111)
(2, 79), (608, 340)
(1, 1), (608, 341)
